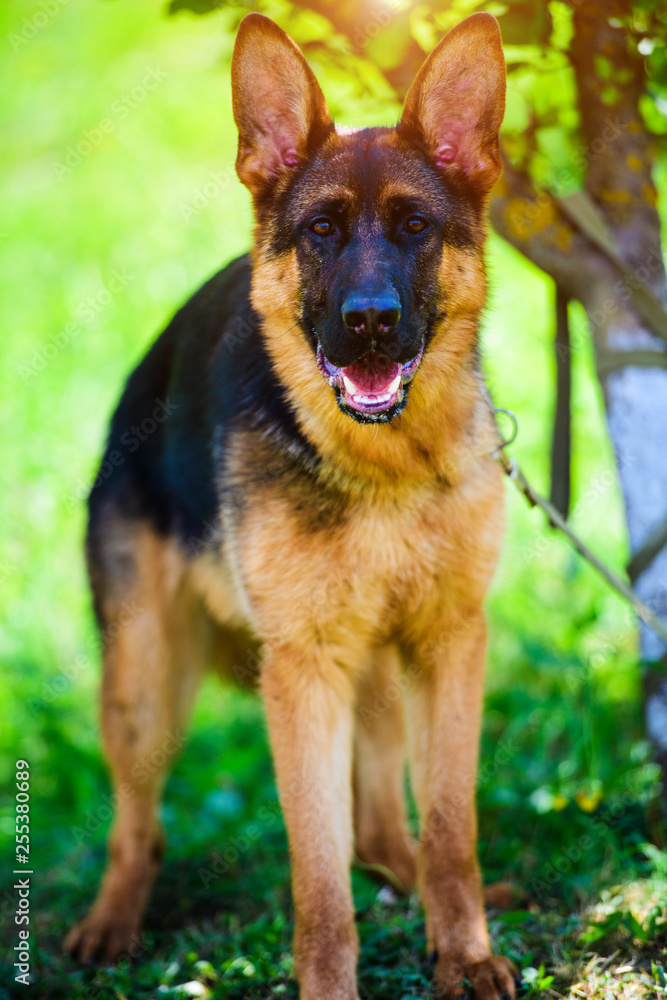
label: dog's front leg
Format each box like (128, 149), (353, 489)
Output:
(261, 643), (359, 1000)
(406, 611), (517, 1000)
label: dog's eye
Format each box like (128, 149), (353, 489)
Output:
(310, 218), (334, 237)
(404, 215), (428, 234)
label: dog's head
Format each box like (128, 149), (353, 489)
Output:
(231, 13), (505, 425)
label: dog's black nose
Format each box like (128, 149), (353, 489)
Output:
(342, 292), (401, 336)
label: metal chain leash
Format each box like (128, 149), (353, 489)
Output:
(484, 391), (667, 650)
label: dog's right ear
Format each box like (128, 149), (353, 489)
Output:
(399, 13), (506, 198)
(231, 14), (333, 202)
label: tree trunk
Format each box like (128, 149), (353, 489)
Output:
(573, 0), (667, 776)
(492, 0), (667, 786)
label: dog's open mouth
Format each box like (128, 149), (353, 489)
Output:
(316, 339), (424, 418)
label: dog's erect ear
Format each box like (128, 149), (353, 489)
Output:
(399, 13), (506, 197)
(232, 14), (332, 201)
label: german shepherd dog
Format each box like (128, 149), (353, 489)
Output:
(65, 11), (516, 998)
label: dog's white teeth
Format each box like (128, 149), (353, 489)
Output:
(343, 375), (401, 406)
(352, 392), (391, 405)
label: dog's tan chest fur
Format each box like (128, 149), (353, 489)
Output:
(189, 447), (504, 665)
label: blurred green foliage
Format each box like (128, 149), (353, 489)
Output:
(167, 0), (667, 193)
(1, 1), (666, 996)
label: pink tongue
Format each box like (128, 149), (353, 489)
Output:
(341, 352), (400, 393)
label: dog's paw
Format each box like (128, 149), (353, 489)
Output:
(64, 906), (144, 965)
(434, 952), (518, 1000)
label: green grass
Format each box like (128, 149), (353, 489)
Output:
(1, 2), (666, 997)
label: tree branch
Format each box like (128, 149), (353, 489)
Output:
(488, 156), (612, 303)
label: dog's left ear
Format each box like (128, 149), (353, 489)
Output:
(232, 13), (333, 202)
(399, 13), (506, 197)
